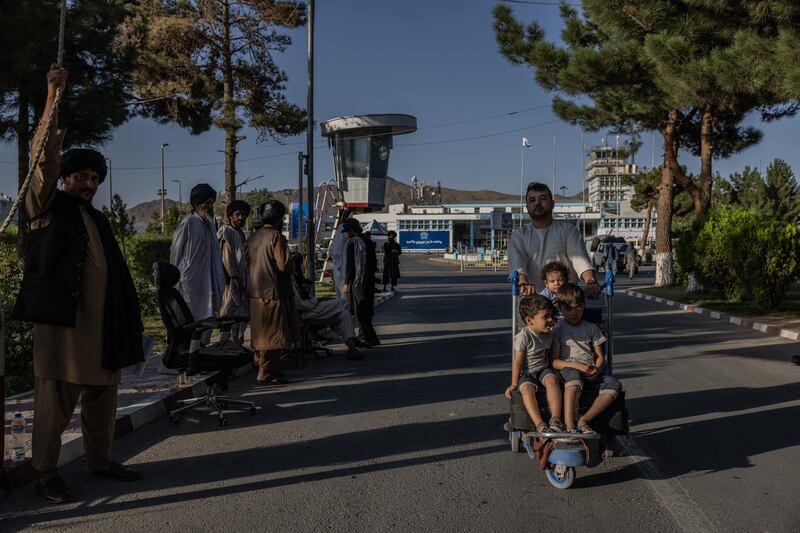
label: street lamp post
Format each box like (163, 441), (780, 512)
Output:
(306, 0), (316, 292)
(172, 179), (182, 211)
(160, 143), (169, 234)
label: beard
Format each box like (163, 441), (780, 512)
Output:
(529, 206), (551, 220)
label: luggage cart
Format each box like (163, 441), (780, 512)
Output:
(505, 270), (629, 489)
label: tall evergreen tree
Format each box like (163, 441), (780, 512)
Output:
(0, 1), (133, 237)
(730, 166), (769, 216)
(121, 0), (307, 201)
(102, 193), (136, 256)
(764, 159), (800, 222)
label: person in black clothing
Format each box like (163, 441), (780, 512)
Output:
(342, 219), (380, 347)
(382, 230), (402, 292)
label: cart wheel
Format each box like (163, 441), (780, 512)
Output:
(545, 465), (575, 489)
(250, 406), (257, 416)
(169, 415), (178, 425)
(219, 417), (228, 427)
(509, 431), (521, 453)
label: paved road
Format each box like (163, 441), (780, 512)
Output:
(2, 258), (799, 531)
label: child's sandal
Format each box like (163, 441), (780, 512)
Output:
(549, 417), (565, 432)
(535, 422), (550, 433)
(576, 422), (597, 435)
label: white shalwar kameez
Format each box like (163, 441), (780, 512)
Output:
(170, 212), (226, 323)
(507, 221), (594, 293)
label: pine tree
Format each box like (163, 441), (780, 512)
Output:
(102, 193), (136, 257)
(121, 0), (306, 201)
(730, 167), (770, 216)
(0, 1), (134, 242)
(764, 159), (800, 222)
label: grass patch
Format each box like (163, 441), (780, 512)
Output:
(142, 314), (168, 352)
(637, 285), (800, 325)
(315, 282), (336, 299)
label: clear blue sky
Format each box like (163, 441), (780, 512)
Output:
(2, 0), (798, 208)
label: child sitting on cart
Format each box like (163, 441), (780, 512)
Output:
(539, 261), (568, 304)
(551, 283), (622, 434)
(505, 295), (565, 433)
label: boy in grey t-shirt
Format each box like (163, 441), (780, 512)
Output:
(504, 295), (565, 433)
(551, 283), (622, 434)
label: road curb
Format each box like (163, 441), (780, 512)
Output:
(2, 290), (397, 491)
(625, 289), (800, 342)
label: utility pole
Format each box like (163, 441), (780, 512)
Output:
(160, 143), (169, 234)
(552, 135), (557, 195)
(172, 179), (182, 211)
(306, 0), (316, 291)
(298, 152), (306, 251)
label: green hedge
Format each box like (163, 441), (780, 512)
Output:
(0, 235), (33, 395)
(2, 232), (172, 396)
(126, 233), (172, 315)
(676, 206), (800, 308)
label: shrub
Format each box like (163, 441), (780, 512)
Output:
(126, 233), (172, 315)
(740, 219), (800, 308)
(0, 236), (33, 395)
(677, 206), (758, 302)
(677, 206), (800, 308)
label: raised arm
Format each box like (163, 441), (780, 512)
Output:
(26, 65), (68, 219)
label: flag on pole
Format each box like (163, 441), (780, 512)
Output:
(522, 137), (531, 148)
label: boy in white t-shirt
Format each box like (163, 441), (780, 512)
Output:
(551, 283), (622, 434)
(505, 295), (565, 433)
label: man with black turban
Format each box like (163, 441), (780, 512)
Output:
(217, 200), (251, 345)
(246, 200), (298, 384)
(12, 65), (144, 503)
(169, 184), (226, 342)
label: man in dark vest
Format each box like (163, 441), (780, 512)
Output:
(12, 65), (144, 503)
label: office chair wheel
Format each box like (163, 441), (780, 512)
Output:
(250, 406), (257, 416)
(219, 417), (229, 427)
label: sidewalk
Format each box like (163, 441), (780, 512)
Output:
(626, 288), (800, 342)
(2, 290), (395, 490)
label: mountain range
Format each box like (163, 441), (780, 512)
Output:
(127, 177), (587, 232)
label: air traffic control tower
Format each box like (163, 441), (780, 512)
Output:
(321, 114), (417, 212)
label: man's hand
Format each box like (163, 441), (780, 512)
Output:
(341, 283), (350, 294)
(519, 282), (536, 296)
(505, 383), (518, 399)
(47, 64), (68, 99)
(583, 282), (602, 299)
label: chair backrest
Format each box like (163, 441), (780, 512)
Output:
(153, 262), (196, 369)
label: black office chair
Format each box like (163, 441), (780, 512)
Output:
(153, 262), (256, 426)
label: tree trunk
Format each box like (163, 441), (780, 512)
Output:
(222, 0), (237, 202)
(697, 104), (713, 219)
(655, 112), (678, 287)
(640, 197), (652, 258)
(16, 88), (31, 255)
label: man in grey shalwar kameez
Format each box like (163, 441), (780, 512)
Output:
(218, 200), (251, 345)
(170, 184), (225, 343)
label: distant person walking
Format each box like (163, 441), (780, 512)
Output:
(624, 243), (638, 280)
(382, 230), (402, 292)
